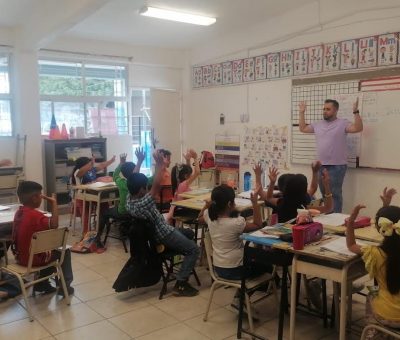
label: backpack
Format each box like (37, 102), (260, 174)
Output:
(70, 231), (98, 254)
(112, 218), (162, 292)
(200, 151), (215, 169)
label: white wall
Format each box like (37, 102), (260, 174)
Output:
(0, 34), (185, 189)
(183, 0), (400, 216)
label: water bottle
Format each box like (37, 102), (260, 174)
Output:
(243, 171), (252, 191)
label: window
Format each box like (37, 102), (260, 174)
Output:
(39, 60), (128, 136)
(131, 88), (152, 175)
(0, 55), (13, 136)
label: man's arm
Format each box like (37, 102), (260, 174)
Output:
(299, 101), (314, 133)
(346, 98), (363, 133)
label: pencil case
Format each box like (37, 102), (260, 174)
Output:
(344, 216), (371, 228)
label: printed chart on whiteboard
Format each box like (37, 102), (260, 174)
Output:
(291, 80), (361, 167)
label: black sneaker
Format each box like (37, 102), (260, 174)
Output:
(172, 281), (199, 297)
(57, 286), (74, 297)
(33, 281), (57, 295)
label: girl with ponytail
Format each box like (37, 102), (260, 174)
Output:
(346, 187), (400, 337)
(198, 184), (270, 280)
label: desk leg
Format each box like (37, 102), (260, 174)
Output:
(339, 265), (349, 340)
(278, 265), (288, 340)
(236, 242), (249, 339)
(289, 255), (298, 340)
(96, 192), (101, 232)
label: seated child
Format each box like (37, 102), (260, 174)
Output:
(98, 148), (145, 247)
(13, 181), (73, 296)
(71, 155), (115, 238)
(198, 184), (270, 281)
(257, 166), (333, 223)
(125, 150), (199, 297)
(152, 149), (173, 211)
(346, 187), (400, 339)
(166, 149), (200, 223)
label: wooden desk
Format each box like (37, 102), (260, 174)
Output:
(0, 204), (20, 228)
(179, 188), (212, 199)
(72, 183), (119, 233)
(353, 225), (383, 243)
(289, 236), (369, 340)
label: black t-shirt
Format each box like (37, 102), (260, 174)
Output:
(275, 194), (312, 223)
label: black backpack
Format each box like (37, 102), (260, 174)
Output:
(112, 218), (162, 292)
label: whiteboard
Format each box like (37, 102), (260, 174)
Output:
(359, 89), (400, 169)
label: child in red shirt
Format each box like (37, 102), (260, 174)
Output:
(13, 181), (74, 296)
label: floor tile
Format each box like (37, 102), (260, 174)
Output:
(86, 292), (150, 318)
(153, 294), (218, 321)
(0, 298), (29, 324)
(199, 285), (236, 307)
(90, 259), (126, 280)
(0, 318), (51, 340)
(184, 307), (240, 340)
(54, 320), (130, 340)
(72, 268), (103, 285)
(36, 303), (104, 335)
(109, 305), (178, 338)
(73, 278), (115, 302)
(137, 322), (210, 340)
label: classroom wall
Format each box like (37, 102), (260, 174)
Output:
(0, 35), (185, 188)
(183, 0), (400, 216)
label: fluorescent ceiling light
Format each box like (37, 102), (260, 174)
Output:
(139, 6), (216, 26)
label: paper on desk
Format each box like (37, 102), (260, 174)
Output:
(313, 213), (350, 227)
(250, 230), (280, 239)
(87, 182), (116, 189)
(0, 205), (10, 211)
(320, 237), (365, 256)
(187, 188), (212, 196)
(234, 198), (253, 208)
(238, 189), (280, 199)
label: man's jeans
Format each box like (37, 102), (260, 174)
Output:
(319, 165), (347, 213)
(161, 229), (199, 281)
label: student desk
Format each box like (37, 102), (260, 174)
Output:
(72, 184), (119, 233)
(289, 236), (369, 340)
(179, 188), (212, 199)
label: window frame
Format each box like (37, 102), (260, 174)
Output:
(38, 57), (129, 136)
(0, 52), (14, 138)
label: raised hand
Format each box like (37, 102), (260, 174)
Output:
(41, 193), (57, 205)
(110, 155), (116, 163)
(311, 160), (322, 173)
(153, 150), (164, 167)
(189, 149), (198, 159)
(299, 101), (307, 114)
(182, 150), (191, 163)
(119, 153), (127, 164)
(380, 187), (397, 207)
(135, 147), (145, 163)
(268, 166), (279, 183)
(253, 163), (262, 178)
(250, 191), (259, 205)
(347, 204), (366, 228)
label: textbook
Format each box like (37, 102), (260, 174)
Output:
(260, 224), (292, 237)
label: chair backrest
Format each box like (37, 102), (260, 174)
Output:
(203, 231), (218, 282)
(27, 227), (69, 271)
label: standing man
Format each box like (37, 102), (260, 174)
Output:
(299, 99), (363, 212)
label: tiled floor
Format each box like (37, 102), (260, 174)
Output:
(0, 215), (368, 339)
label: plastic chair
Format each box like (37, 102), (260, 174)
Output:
(361, 323), (400, 339)
(203, 231), (276, 332)
(1, 228), (71, 321)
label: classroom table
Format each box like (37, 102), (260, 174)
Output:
(288, 236), (369, 340)
(179, 188), (212, 199)
(72, 183), (119, 233)
(237, 234), (293, 340)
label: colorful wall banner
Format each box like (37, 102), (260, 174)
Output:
(193, 31), (400, 88)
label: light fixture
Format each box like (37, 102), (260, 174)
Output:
(139, 6), (216, 26)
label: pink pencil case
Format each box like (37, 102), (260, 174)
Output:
(344, 216), (371, 228)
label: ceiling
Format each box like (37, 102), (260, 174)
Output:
(0, 0), (317, 49)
